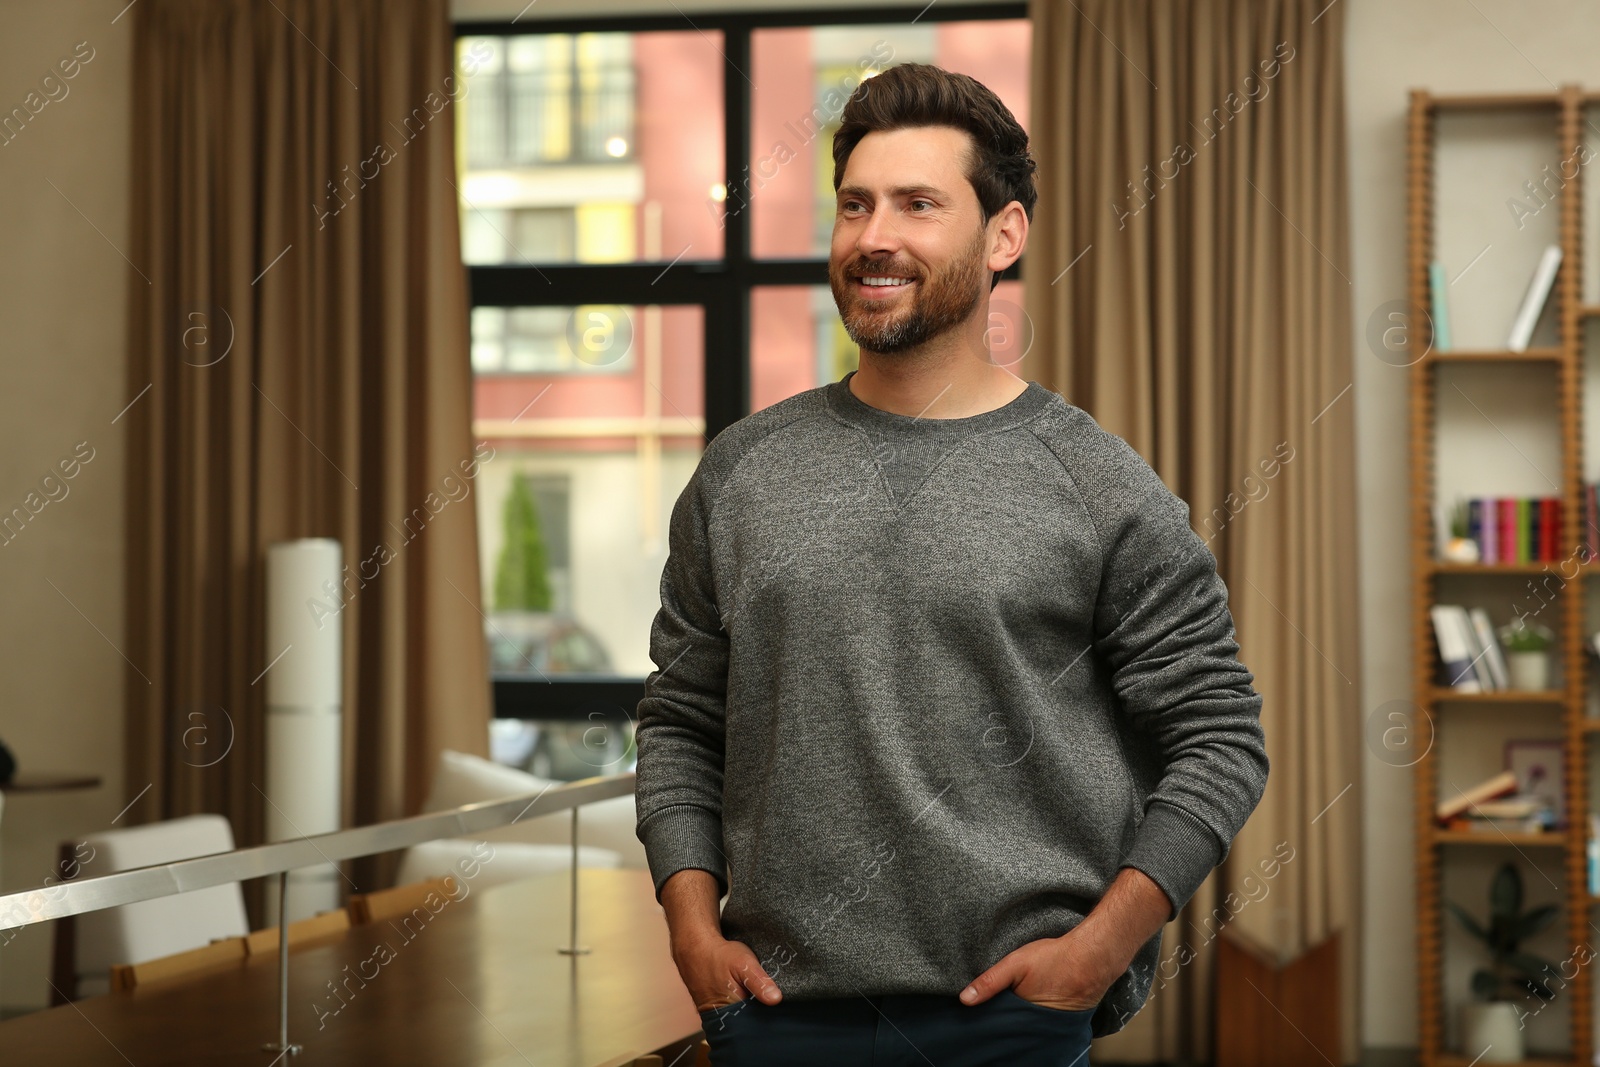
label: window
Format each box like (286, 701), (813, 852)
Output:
(470, 304), (639, 374)
(455, 6), (1031, 755)
(462, 207), (578, 264)
(465, 35), (636, 168)
(746, 21), (1031, 261)
(457, 28), (724, 267)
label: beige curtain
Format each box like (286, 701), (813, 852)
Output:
(124, 0), (491, 904)
(1025, 1), (1360, 1062)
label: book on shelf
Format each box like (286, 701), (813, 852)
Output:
(1590, 815), (1600, 895)
(1467, 607), (1510, 690)
(1472, 498), (1496, 561)
(1460, 495), (1562, 564)
(1443, 813), (1551, 835)
(1436, 769), (1519, 823)
(1442, 792), (1555, 835)
(1463, 794), (1551, 820)
(1429, 603), (1515, 692)
(1430, 604), (1483, 691)
(1428, 260), (1451, 352)
(1507, 243), (1562, 352)
(1462, 608), (1496, 691)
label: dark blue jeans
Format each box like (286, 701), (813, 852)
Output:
(698, 990), (1094, 1067)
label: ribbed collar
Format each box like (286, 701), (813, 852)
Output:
(825, 369), (1054, 435)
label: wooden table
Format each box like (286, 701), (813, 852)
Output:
(0, 868), (703, 1065)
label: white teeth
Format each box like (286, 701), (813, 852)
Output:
(861, 277), (912, 287)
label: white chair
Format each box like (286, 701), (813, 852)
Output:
(393, 750), (643, 889)
(394, 837), (621, 889)
(56, 814), (248, 1000)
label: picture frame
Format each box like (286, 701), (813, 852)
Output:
(1505, 739), (1566, 827)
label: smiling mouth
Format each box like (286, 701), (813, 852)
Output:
(854, 276), (917, 293)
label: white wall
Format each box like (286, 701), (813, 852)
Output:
(0, 0), (131, 1009)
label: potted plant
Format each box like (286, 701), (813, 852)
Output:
(1446, 862), (1558, 1061)
(1498, 618), (1555, 691)
(1443, 498), (1480, 562)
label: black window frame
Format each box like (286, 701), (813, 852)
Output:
(455, 4), (1030, 725)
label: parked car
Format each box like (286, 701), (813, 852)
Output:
(486, 612), (612, 675)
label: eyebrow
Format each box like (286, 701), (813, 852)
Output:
(836, 184), (950, 201)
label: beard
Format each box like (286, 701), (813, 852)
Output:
(829, 226), (988, 355)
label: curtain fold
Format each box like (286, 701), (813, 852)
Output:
(1025, 1), (1360, 1062)
(125, 0), (491, 904)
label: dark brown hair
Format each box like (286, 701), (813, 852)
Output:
(832, 63), (1037, 288)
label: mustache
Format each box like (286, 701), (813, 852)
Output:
(842, 260), (920, 279)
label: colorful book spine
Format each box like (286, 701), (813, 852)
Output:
(1590, 815), (1600, 895)
(1464, 495), (1574, 563)
(1481, 496), (1498, 563)
(1517, 498), (1531, 563)
(1429, 260), (1452, 352)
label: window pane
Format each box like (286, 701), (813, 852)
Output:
(750, 280), (1027, 411)
(746, 21), (1031, 260)
(473, 305), (704, 678)
(471, 304), (646, 375)
(456, 33), (725, 265)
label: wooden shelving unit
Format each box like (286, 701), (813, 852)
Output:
(1432, 830), (1570, 848)
(1410, 85), (1596, 1066)
(1430, 689), (1568, 703)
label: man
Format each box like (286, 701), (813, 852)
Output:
(634, 62), (1268, 1066)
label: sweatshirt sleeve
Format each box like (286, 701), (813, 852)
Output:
(634, 465), (732, 903)
(1087, 451), (1270, 922)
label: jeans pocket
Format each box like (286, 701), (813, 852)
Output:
(1000, 988), (1097, 1018)
(699, 997), (754, 1035)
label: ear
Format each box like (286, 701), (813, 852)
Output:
(986, 201), (1028, 279)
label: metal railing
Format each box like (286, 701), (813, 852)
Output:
(0, 771), (639, 1056)
(0, 771), (635, 929)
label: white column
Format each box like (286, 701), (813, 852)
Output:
(263, 539), (343, 923)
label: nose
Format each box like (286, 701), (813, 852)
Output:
(856, 202), (901, 259)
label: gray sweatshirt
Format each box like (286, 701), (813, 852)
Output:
(634, 370), (1269, 1037)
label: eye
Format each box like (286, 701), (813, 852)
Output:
(841, 200), (866, 213)
(910, 200), (934, 211)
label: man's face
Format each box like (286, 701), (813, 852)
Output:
(829, 126), (991, 355)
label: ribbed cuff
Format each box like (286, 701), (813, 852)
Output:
(1120, 801), (1225, 921)
(638, 804), (729, 902)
